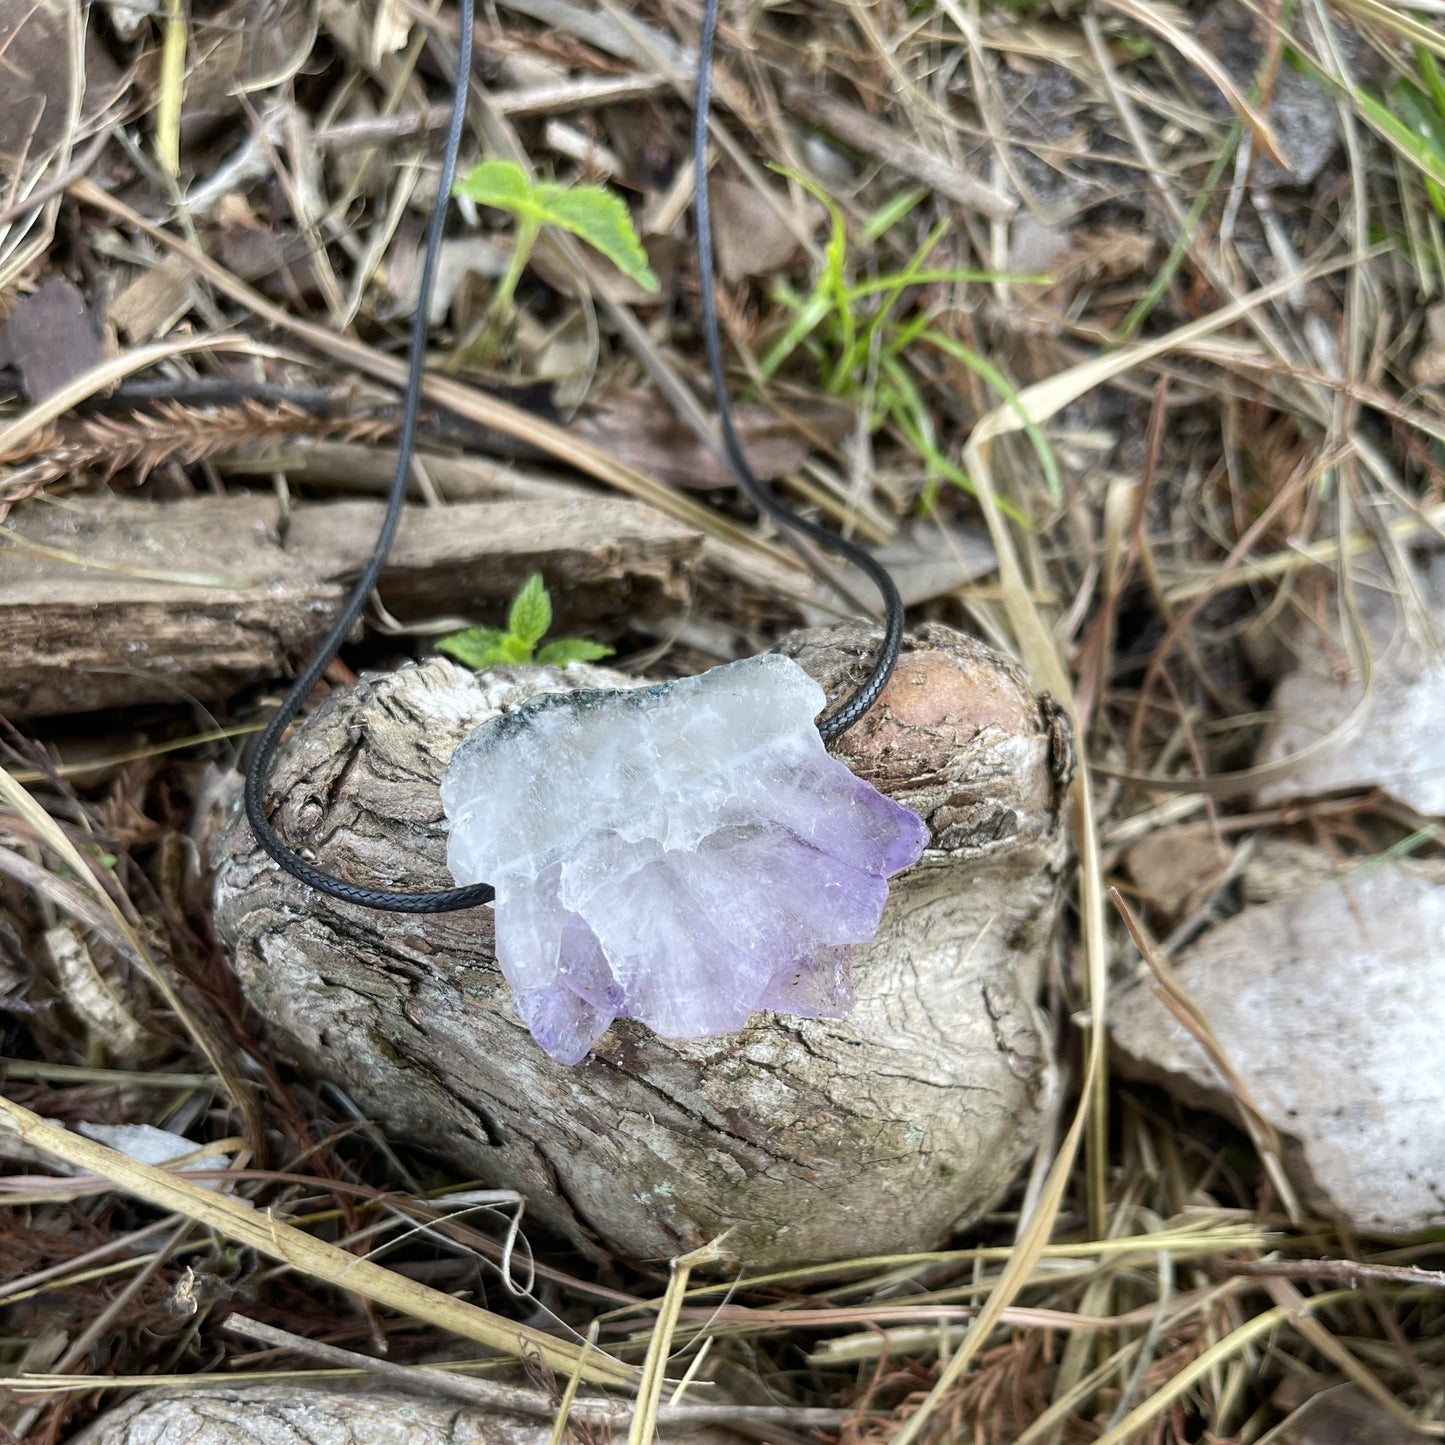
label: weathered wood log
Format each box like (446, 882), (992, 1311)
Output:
(68, 1384), (741, 1445)
(0, 493), (701, 717)
(213, 623), (1072, 1269)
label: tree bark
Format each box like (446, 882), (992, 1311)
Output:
(0, 493), (699, 717)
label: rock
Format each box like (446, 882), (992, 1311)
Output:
(1240, 836), (1345, 906)
(1109, 863), (1445, 1232)
(1192, 0), (1344, 187)
(1255, 552), (1445, 817)
(214, 623), (1071, 1268)
(992, 63), (1114, 217)
(67, 1383), (737, 1445)
(1008, 214), (1073, 276)
(442, 655), (927, 1063)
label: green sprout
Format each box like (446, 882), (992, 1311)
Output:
(438, 573), (614, 670)
(452, 158), (659, 356)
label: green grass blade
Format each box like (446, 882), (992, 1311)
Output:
(827, 218), (952, 392)
(860, 188), (927, 244)
(1357, 84), (1445, 190)
(918, 328), (1063, 504)
(845, 267), (1047, 299)
(758, 289), (834, 378)
(1118, 122), (1241, 341)
(1417, 47), (1445, 117)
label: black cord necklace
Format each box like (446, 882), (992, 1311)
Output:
(243, 0), (906, 913)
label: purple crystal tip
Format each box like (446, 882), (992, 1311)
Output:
(441, 655), (927, 1063)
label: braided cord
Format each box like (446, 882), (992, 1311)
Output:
(243, 0), (903, 911)
(692, 0), (904, 740)
(243, 0), (492, 913)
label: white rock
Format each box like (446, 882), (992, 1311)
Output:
(1256, 553), (1445, 816)
(75, 1123), (229, 1180)
(1109, 864), (1445, 1231)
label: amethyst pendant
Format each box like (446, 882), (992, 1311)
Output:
(441, 655), (927, 1063)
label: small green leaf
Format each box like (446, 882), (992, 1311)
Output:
(438, 626), (511, 668)
(536, 638), (614, 667)
(453, 158), (538, 217)
(506, 573), (552, 648)
(533, 184), (660, 292)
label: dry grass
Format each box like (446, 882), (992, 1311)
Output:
(3, 0), (1445, 1440)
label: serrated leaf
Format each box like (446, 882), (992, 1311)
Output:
(506, 573), (552, 648)
(453, 158), (539, 216)
(536, 638), (615, 667)
(437, 627), (510, 668)
(533, 184), (660, 292)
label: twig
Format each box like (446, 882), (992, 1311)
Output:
(0, 125), (117, 227)
(312, 76), (668, 153)
(776, 76), (1014, 220)
(1209, 1257), (1445, 1291)
(222, 1314), (850, 1428)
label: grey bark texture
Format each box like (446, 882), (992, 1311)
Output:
(0, 493), (699, 717)
(67, 1384), (739, 1445)
(213, 621), (1072, 1269)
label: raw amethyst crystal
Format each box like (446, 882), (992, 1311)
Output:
(440, 654), (928, 1064)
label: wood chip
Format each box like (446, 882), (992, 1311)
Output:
(109, 255), (198, 344)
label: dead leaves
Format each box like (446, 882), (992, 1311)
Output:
(0, 0), (79, 177)
(0, 277), (104, 402)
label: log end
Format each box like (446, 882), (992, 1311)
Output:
(215, 625), (1071, 1268)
